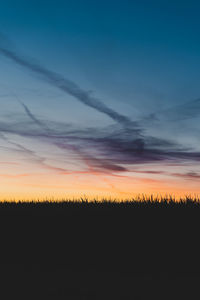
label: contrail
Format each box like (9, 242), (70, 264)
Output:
(20, 101), (127, 172)
(0, 40), (135, 128)
(20, 100), (49, 131)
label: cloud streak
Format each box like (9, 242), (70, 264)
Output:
(1, 106), (200, 176)
(0, 39), (136, 129)
(20, 101), (46, 129)
(143, 98), (200, 125)
(19, 100), (127, 173)
(1, 35), (200, 179)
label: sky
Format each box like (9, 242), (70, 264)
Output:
(0, 0), (200, 199)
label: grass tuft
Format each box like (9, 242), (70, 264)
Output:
(0, 195), (200, 207)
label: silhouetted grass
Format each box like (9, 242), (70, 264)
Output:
(0, 195), (200, 207)
(0, 192), (199, 299)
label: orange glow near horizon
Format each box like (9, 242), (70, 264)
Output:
(1, 147), (200, 201)
(1, 168), (200, 201)
(1, 3), (200, 203)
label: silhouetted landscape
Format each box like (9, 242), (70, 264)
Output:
(1, 195), (200, 206)
(0, 198), (199, 299)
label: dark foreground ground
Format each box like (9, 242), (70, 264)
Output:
(0, 200), (200, 299)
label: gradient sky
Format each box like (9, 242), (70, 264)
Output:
(0, 0), (200, 199)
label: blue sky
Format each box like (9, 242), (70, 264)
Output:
(0, 0), (200, 198)
(2, 0), (200, 109)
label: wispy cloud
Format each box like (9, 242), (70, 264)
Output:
(20, 101), (49, 131)
(1, 34), (200, 178)
(171, 172), (200, 180)
(143, 98), (200, 124)
(0, 132), (70, 173)
(0, 36), (136, 129)
(18, 100), (128, 173)
(1, 102), (200, 175)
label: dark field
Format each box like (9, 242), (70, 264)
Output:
(0, 199), (200, 299)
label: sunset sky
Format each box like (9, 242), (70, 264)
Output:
(0, 0), (200, 199)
